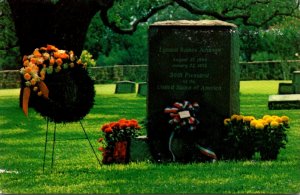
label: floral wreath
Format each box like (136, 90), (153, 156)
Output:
(19, 44), (95, 123)
(164, 100), (217, 161)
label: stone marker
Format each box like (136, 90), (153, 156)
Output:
(137, 82), (147, 96)
(278, 83), (294, 94)
(268, 94), (300, 109)
(293, 71), (300, 94)
(115, 81), (136, 94)
(147, 20), (240, 161)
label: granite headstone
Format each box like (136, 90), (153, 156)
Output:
(278, 83), (294, 94)
(147, 20), (240, 161)
(115, 81), (136, 94)
(137, 82), (147, 96)
(293, 71), (300, 94)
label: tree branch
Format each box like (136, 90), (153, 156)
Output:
(174, 0), (300, 27)
(99, 0), (175, 34)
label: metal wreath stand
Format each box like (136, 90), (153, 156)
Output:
(22, 63), (101, 173)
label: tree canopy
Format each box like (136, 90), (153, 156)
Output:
(2, 0), (300, 69)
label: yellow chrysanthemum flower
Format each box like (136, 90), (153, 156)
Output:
(264, 117), (273, 124)
(275, 117), (282, 123)
(258, 119), (268, 126)
(281, 116), (289, 123)
(224, 118), (231, 126)
(250, 120), (258, 128)
(243, 116), (254, 123)
(236, 115), (243, 121)
(255, 122), (265, 130)
(230, 114), (239, 121)
(263, 115), (271, 120)
(270, 121), (279, 129)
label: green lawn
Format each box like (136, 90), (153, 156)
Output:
(0, 81), (299, 194)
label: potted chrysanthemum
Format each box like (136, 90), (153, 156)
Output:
(98, 118), (141, 164)
(223, 114), (290, 161)
(253, 115), (289, 160)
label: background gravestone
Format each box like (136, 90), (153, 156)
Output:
(115, 81), (136, 94)
(147, 20), (240, 162)
(278, 83), (294, 94)
(137, 82), (147, 96)
(293, 71), (300, 94)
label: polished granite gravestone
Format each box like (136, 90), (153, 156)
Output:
(115, 81), (136, 94)
(147, 20), (240, 162)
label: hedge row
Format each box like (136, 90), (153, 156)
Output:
(1, 61), (300, 88)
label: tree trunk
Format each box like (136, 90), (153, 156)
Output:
(8, 0), (102, 57)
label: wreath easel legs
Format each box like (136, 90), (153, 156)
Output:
(42, 118), (101, 173)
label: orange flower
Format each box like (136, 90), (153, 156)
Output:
(60, 53), (69, 59)
(36, 57), (44, 65)
(98, 147), (104, 152)
(101, 124), (110, 131)
(33, 49), (42, 57)
(40, 47), (47, 51)
(56, 58), (63, 66)
(49, 57), (55, 65)
(24, 73), (31, 81)
(54, 51), (60, 58)
(43, 52), (50, 60)
(110, 122), (120, 129)
(23, 60), (29, 66)
(30, 79), (37, 86)
(30, 58), (37, 64)
(104, 127), (113, 133)
(23, 55), (28, 62)
(129, 119), (138, 128)
(120, 121), (129, 129)
(25, 67), (32, 73)
(47, 44), (58, 51)
(37, 91), (43, 96)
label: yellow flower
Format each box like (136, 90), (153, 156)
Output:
(236, 115), (243, 121)
(250, 120), (258, 128)
(243, 116), (254, 123)
(224, 118), (231, 126)
(270, 121), (279, 129)
(275, 117), (282, 123)
(281, 116), (289, 123)
(230, 114), (239, 121)
(264, 117), (273, 124)
(263, 115), (271, 120)
(255, 122), (265, 130)
(258, 119), (267, 126)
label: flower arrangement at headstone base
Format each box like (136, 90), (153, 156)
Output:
(223, 114), (289, 161)
(98, 118), (142, 164)
(19, 44), (96, 123)
(164, 100), (217, 162)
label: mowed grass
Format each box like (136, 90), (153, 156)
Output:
(0, 81), (299, 194)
